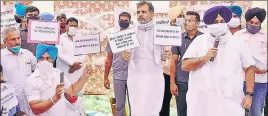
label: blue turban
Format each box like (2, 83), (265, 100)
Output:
(40, 12), (54, 21)
(203, 6), (232, 25)
(228, 5), (242, 18)
(36, 44), (58, 61)
(245, 7), (266, 23)
(15, 3), (28, 17)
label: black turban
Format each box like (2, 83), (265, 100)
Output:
(245, 7), (266, 23)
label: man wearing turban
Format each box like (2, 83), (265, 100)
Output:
(40, 12), (55, 21)
(168, 5), (187, 32)
(181, 6), (255, 116)
(24, 44), (91, 116)
(234, 7), (267, 116)
(227, 5), (243, 34)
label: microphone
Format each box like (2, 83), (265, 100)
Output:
(210, 39), (220, 62)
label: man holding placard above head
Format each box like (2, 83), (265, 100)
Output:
(234, 7), (267, 116)
(56, 17), (88, 84)
(227, 5), (243, 34)
(181, 6), (255, 116)
(1, 27), (37, 115)
(170, 10), (203, 116)
(104, 12), (132, 116)
(24, 44), (91, 116)
(122, 1), (166, 115)
(20, 6), (40, 56)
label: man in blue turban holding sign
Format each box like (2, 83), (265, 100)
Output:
(181, 6), (255, 116)
(24, 44), (90, 116)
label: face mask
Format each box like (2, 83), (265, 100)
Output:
(66, 95), (78, 104)
(27, 16), (39, 23)
(119, 21), (130, 29)
(176, 18), (185, 26)
(207, 23), (228, 37)
(37, 61), (53, 77)
(246, 24), (261, 34)
(10, 46), (21, 54)
(68, 27), (78, 36)
(228, 18), (241, 28)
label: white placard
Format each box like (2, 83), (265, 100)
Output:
(108, 28), (140, 53)
(27, 20), (60, 44)
(154, 25), (182, 46)
(74, 34), (101, 55)
(1, 85), (19, 115)
(1, 4), (20, 38)
(154, 18), (170, 25)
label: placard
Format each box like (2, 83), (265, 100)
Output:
(154, 18), (170, 25)
(27, 20), (60, 44)
(1, 4), (20, 38)
(108, 28), (140, 53)
(1, 85), (19, 115)
(74, 34), (101, 55)
(154, 25), (182, 46)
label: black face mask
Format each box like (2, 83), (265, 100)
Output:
(119, 20), (130, 29)
(27, 16), (39, 23)
(14, 15), (22, 23)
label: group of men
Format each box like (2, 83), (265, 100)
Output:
(0, 1), (267, 116)
(103, 1), (267, 116)
(1, 3), (91, 116)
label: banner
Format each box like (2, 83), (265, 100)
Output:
(108, 28), (140, 53)
(154, 25), (182, 46)
(74, 34), (101, 55)
(27, 20), (60, 44)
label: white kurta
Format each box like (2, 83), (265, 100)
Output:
(182, 32), (255, 116)
(127, 21), (165, 116)
(24, 68), (84, 116)
(56, 33), (87, 84)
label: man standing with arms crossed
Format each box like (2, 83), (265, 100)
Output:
(104, 12), (132, 116)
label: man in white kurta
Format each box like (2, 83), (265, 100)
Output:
(24, 44), (90, 116)
(1, 27), (36, 115)
(122, 2), (165, 116)
(56, 17), (87, 84)
(181, 6), (255, 116)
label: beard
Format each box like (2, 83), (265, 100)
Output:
(138, 17), (152, 24)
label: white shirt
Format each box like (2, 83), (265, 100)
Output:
(1, 48), (36, 95)
(56, 33), (87, 83)
(182, 32), (255, 96)
(234, 29), (267, 83)
(24, 68), (73, 116)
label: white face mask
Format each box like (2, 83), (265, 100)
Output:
(37, 61), (53, 77)
(207, 23), (228, 37)
(176, 18), (185, 26)
(228, 17), (241, 28)
(68, 27), (78, 36)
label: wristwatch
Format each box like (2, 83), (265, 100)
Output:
(246, 92), (254, 97)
